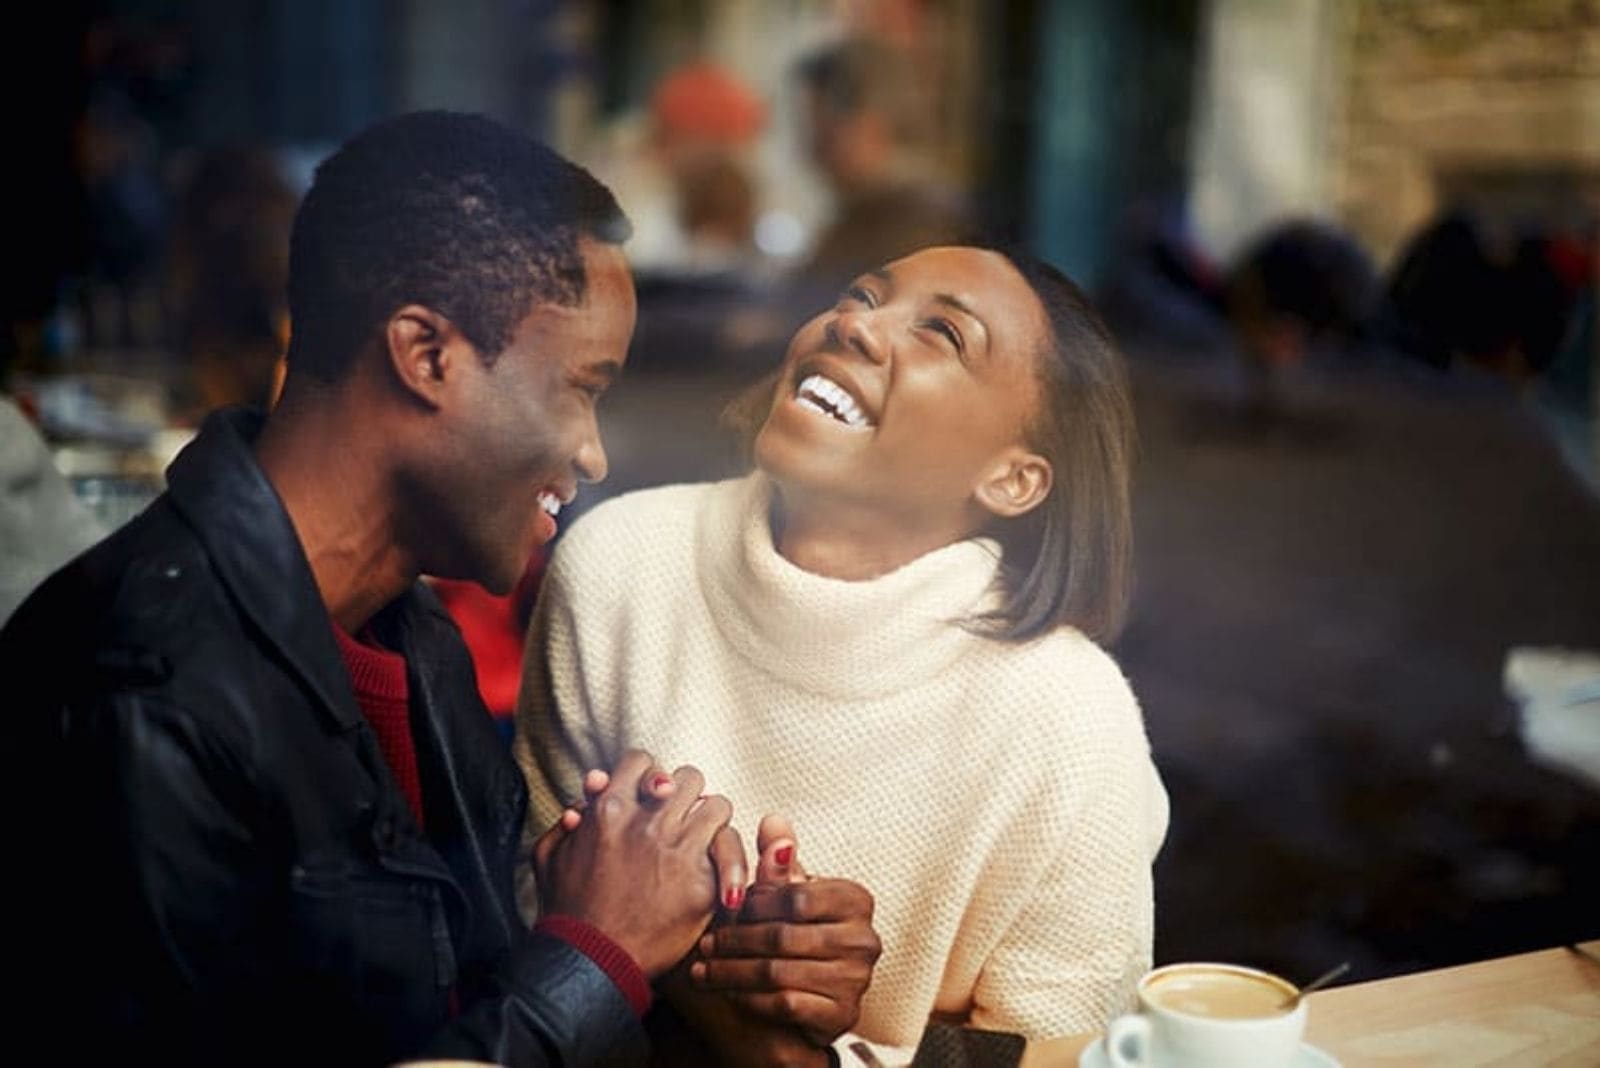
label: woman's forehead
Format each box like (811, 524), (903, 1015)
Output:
(883, 246), (1047, 357)
(883, 247), (1030, 305)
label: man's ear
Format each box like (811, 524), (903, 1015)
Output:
(974, 447), (1053, 520)
(386, 304), (465, 409)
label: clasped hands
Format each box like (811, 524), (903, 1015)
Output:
(533, 750), (881, 1064)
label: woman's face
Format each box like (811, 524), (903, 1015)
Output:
(755, 246), (1050, 532)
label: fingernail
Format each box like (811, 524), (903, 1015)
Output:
(699, 933), (714, 957)
(775, 844), (794, 867)
(652, 773), (673, 790)
(724, 885), (745, 911)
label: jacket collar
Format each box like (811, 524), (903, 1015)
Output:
(164, 407), (364, 732)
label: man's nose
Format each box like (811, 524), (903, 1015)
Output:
(574, 421), (608, 484)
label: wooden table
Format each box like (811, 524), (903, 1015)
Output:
(1021, 941), (1600, 1066)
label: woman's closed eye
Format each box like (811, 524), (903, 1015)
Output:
(921, 316), (964, 354)
(840, 284), (879, 309)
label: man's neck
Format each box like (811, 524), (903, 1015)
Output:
(255, 389), (417, 634)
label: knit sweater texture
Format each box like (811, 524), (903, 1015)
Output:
(515, 474), (1169, 1046)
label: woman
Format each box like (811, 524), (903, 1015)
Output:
(515, 245), (1168, 1048)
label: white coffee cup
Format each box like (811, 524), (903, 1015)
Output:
(1106, 962), (1307, 1068)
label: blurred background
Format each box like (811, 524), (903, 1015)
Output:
(6, 0), (1598, 993)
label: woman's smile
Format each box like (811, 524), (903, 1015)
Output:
(793, 372), (874, 429)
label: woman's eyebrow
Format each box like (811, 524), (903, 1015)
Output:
(932, 292), (978, 320)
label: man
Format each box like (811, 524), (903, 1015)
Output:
(7, 111), (874, 1066)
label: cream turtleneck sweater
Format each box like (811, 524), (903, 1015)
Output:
(515, 474), (1168, 1047)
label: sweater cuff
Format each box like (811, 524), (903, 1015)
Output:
(534, 914), (653, 1017)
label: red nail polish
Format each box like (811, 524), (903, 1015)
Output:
(652, 773), (673, 790)
(724, 886), (744, 911)
(775, 845), (794, 867)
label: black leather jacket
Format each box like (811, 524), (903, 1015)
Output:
(5, 409), (646, 1067)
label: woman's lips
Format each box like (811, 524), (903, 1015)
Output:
(793, 372), (874, 429)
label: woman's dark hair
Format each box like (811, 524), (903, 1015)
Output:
(723, 245), (1134, 644)
(286, 110), (630, 381)
(981, 248), (1134, 644)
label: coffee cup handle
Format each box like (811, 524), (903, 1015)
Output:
(1105, 1013), (1151, 1067)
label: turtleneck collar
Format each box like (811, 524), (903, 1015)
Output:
(696, 473), (1004, 699)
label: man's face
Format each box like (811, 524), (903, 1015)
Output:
(426, 238), (635, 593)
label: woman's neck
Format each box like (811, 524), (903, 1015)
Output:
(771, 489), (979, 581)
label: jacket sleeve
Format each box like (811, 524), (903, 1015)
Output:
(421, 932), (649, 1066)
(48, 688), (649, 1068)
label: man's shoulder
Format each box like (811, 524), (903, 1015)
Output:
(7, 498), (266, 712)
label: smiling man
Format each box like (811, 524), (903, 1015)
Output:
(3, 111), (837, 1067)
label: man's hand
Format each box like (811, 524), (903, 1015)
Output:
(535, 749), (747, 977)
(659, 962), (834, 1068)
(691, 815), (882, 1047)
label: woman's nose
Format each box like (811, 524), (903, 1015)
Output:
(826, 307), (886, 364)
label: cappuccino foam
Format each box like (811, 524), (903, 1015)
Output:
(1146, 967), (1295, 1020)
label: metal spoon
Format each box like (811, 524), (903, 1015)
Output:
(1281, 962), (1351, 1009)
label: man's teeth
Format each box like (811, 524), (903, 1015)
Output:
(537, 493), (562, 517)
(795, 373), (871, 429)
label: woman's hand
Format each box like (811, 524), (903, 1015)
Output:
(691, 814), (882, 1047)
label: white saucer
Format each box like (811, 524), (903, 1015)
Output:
(1078, 1035), (1340, 1067)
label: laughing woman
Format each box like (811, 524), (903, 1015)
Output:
(514, 246), (1168, 1051)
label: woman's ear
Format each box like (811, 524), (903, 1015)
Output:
(974, 448), (1053, 519)
(386, 304), (462, 409)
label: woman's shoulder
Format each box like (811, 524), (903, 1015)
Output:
(554, 479), (733, 559)
(544, 477), (751, 597)
(1014, 627), (1136, 698)
(979, 627), (1145, 739)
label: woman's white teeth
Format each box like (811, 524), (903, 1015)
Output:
(537, 492), (562, 517)
(796, 373), (871, 428)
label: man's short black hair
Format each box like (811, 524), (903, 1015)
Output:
(286, 110), (630, 380)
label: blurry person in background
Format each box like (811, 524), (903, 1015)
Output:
(0, 395), (104, 625)
(519, 245), (1166, 1060)
(719, 36), (980, 363)
(595, 59), (769, 278)
(166, 145), (297, 420)
(1382, 208), (1591, 392)
(74, 84), (170, 349)
(1380, 207), (1598, 490)
(3, 110), (881, 1067)
(1222, 219), (1380, 419)
(785, 37), (977, 319)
